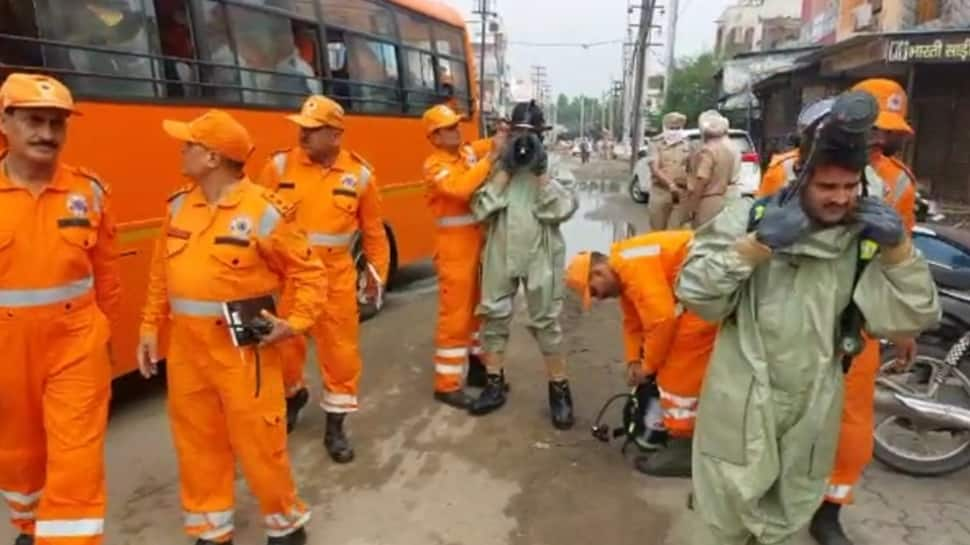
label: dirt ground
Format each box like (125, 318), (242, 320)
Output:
(4, 157), (969, 545)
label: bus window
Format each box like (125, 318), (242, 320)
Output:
(231, 0), (316, 20)
(438, 57), (470, 112)
(432, 22), (464, 58)
(153, 0), (197, 98)
(0, 0), (42, 74)
(319, 0), (394, 38)
(402, 49), (436, 114)
(33, 0), (162, 98)
(198, 1), (322, 107)
(345, 35), (401, 114)
(395, 8), (432, 50)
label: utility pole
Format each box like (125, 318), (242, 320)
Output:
(473, 0), (497, 137)
(630, 0), (656, 170)
(662, 0), (679, 108)
(530, 65), (547, 105)
(579, 95), (585, 140)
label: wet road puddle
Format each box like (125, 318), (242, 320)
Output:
(561, 178), (645, 259)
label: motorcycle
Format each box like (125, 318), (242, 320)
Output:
(872, 199), (970, 476)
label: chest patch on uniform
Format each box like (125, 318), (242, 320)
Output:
(340, 174), (357, 189)
(333, 188), (357, 198)
(66, 193), (89, 218)
(57, 217), (92, 228)
(228, 215), (254, 238)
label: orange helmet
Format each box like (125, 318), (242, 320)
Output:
(565, 252), (593, 310)
(850, 78), (913, 134)
(0, 73), (79, 114)
(423, 104), (461, 136)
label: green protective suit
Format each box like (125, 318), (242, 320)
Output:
(675, 196), (940, 545)
(471, 158), (579, 356)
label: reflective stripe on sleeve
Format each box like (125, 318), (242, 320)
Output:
(436, 215), (478, 228)
(169, 193), (188, 217)
(359, 165), (372, 191)
(436, 347), (469, 359)
(308, 232), (354, 247)
(0, 277), (93, 308)
(259, 204), (283, 238)
(273, 153), (288, 176)
(88, 180), (104, 215)
(826, 484), (852, 500)
(435, 364), (465, 376)
(0, 489), (42, 506)
(659, 389), (698, 409)
(169, 298), (224, 317)
(619, 244), (660, 260)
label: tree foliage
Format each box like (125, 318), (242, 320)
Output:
(661, 52), (721, 128)
(553, 93), (608, 138)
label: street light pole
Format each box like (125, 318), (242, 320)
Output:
(629, 0), (656, 171)
(473, 0), (496, 137)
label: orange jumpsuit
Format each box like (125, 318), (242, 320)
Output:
(140, 179), (325, 542)
(757, 149), (799, 198)
(826, 150), (916, 504)
(612, 231), (719, 437)
(0, 159), (120, 545)
(258, 147), (389, 412)
(423, 139), (494, 392)
(757, 149), (917, 504)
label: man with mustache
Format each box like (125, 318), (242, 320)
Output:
(676, 90), (940, 545)
(0, 73), (121, 545)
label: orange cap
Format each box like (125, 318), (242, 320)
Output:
(0, 73), (80, 114)
(162, 109), (254, 163)
(851, 78), (913, 135)
(565, 252), (593, 311)
(423, 104), (462, 136)
(286, 95), (345, 130)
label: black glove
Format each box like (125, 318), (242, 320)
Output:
(754, 192), (813, 250)
(855, 196), (905, 246)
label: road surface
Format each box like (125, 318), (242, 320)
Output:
(5, 157), (968, 545)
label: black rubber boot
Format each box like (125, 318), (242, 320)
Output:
(548, 380), (575, 430)
(634, 437), (692, 478)
(466, 354), (488, 388)
(14, 535), (33, 545)
(469, 372), (508, 415)
(285, 387), (309, 434)
(267, 527), (307, 545)
(434, 389), (474, 410)
(324, 413), (355, 464)
(810, 501), (854, 545)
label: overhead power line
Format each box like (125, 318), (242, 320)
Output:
(508, 39), (625, 49)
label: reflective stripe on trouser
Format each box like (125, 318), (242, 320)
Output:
(826, 335), (880, 504)
(655, 310), (718, 437)
(479, 274), (564, 356)
(280, 252), (361, 413)
(433, 227), (483, 392)
(0, 293), (110, 545)
(167, 316), (309, 540)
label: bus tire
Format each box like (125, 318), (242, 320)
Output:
(353, 224), (397, 323)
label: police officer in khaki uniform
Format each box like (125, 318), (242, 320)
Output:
(684, 110), (738, 228)
(647, 112), (690, 230)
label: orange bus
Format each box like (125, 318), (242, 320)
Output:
(0, 0), (481, 378)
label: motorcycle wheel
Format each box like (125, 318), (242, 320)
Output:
(629, 177), (648, 204)
(873, 343), (970, 477)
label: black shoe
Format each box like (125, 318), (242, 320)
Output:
(434, 389), (474, 410)
(285, 387), (309, 434)
(267, 527), (306, 545)
(548, 380), (575, 430)
(466, 354), (488, 388)
(469, 372), (508, 416)
(810, 501), (854, 545)
(634, 437), (692, 478)
(195, 540), (231, 545)
(324, 413), (355, 464)
(14, 534), (33, 545)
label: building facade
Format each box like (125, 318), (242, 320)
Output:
(715, 0), (804, 57)
(466, 13), (511, 123)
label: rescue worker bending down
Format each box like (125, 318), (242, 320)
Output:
(682, 110), (738, 228)
(422, 104), (507, 409)
(258, 95), (390, 462)
(138, 110), (324, 545)
(469, 100), (579, 429)
(758, 80), (920, 545)
(0, 73), (121, 545)
(565, 231), (718, 478)
(675, 90), (940, 545)
(647, 112), (690, 230)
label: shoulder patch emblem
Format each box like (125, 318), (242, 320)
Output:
(340, 174), (358, 189)
(66, 193), (89, 217)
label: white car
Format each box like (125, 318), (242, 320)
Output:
(683, 128), (762, 197)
